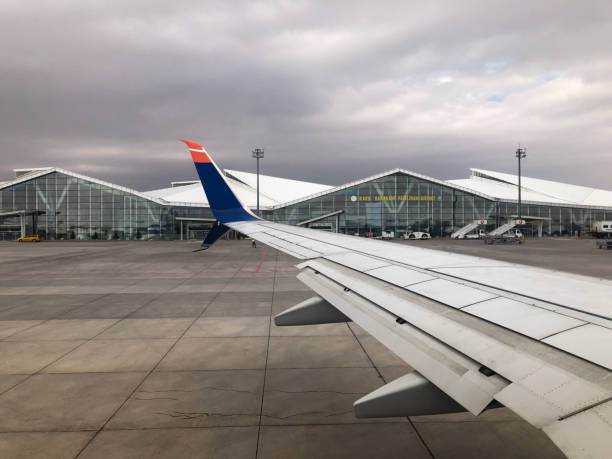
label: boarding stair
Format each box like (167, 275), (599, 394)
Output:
(451, 221), (479, 239)
(488, 220), (518, 237)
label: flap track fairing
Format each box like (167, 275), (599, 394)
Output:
(274, 296), (351, 326)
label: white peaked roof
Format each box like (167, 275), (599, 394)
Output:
(224, 170), (333, 203)
(447, 177), (573, 205)
(143, 170), (333, 208)
(5, 164), (611, 211)
(448, 168), (612, 208)
(1, 166), (208, 207)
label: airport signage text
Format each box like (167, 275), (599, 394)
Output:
(356, 195), (438, 202)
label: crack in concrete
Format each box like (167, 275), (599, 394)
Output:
(138, 386), (257, 395)
(156, 408), (355, 422)
(156, 410), (258, 420)
(262, 409), (355, 420)
(138, 389), (195, 394)
(267, 389), (367, 396)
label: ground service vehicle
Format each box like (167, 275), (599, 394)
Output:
(464, 229), (486, 239)
(593, 221), (612, 238)
(596, 240), (612, 249)
(403, 232), (431, 240)
(506, 229), (522, 239)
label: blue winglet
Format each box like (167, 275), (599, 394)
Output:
(197, 220), (230, 251)
(180, 139), (259, 223)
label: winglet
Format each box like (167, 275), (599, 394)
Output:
(179, 139), (259, 223)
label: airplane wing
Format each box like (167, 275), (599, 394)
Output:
(181, 140), (612, 459)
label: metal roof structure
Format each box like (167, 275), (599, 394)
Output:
(2, 167), (171, 204)
(224, 169), (333, 204)
(270, 168), (497, 210)
(143, 170), (334, 209)
(0, 167), (206, 208)
(449, 168), (612, 208)
(270, 167), (612, 211)
(4, 164), (612, 211)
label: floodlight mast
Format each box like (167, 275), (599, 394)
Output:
(252, 148), (264, 213)
(516, 146), (527, 220)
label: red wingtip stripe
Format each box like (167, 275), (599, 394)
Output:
(179, 139), (203, 150)
(191, 150), (211, 163)
(179, 139), (211, 163)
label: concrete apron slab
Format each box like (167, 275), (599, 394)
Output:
(0, 240), (565, 459)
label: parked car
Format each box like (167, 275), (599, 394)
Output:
(17, 235), (41, 242)
(404, 232), (431, 240)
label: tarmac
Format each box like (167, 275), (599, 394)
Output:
(1, 237), (603, 458)
(402, 237), (612, 280)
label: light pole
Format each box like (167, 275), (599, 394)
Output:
(252, 148), (264, 213)
(516, 146), (526, 220)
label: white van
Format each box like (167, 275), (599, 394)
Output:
(464, 229), (486, 239)
(381, 231), (394, 240)
(593, 221), (612, 238)
(403, 232), (431, 240)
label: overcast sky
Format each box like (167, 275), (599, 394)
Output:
(2, 0), (612, 190)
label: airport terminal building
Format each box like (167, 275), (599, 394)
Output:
(1, 164), (612, 240)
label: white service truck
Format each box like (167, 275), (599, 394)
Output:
(592, 221), (612, 238)
(381, 231), (394, 240)
(464, 229), (487, 239)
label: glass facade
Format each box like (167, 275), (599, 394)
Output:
(2, 170), (611, 240)
(0, 172), (213, 240)
(264, 172), (612, 238)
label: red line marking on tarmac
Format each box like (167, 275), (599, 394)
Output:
(255, 248), (269, 273)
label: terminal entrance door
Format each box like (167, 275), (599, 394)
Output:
(186, 223), (213, 240)
(521, 221), (539, 238)
(177, 217), (217, 241)
(510, 216), (548, 238)
(514, 220), (546, 238)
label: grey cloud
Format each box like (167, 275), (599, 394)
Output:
(1, 0), (611, 191)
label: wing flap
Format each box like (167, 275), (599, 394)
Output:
(296, 252), (611, 372)
(298, 258), (611, 418)
(297, 265), (508, 414)
(543, 400), (612, 459)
